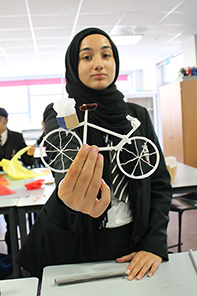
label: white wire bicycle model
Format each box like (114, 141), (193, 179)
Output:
(40, 103), (160, 179)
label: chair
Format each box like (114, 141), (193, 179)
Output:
(168, 192), (197, 252)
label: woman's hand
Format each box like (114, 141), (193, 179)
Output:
(58, 144), (110, 218)
(116, 251), (162, 280)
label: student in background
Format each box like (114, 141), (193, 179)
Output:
(0, 107), (35, 254)
(0, 107), (35, 169)
(16, 28), (172, 280)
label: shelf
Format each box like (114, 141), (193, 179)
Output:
(124, 93), (158, 133)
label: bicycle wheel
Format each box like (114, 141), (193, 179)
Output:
(116, 136), (160, 179)
(40, 128), (82, 173)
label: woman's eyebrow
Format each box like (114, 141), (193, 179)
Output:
(79, 47), (92, 52)
(79, 45), (112, 53)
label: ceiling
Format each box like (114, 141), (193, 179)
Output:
(0, 0), (197, 78)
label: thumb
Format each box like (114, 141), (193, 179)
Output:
(116, 252), (136, 263)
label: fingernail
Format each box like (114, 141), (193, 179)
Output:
(126, 269), (130, 275)
(136, 274), (142, 280)
(90, 146), (98, 153)
(82, 144), (89, 151)
(148, 273), (152, 277)
(97, 154), (103, 162)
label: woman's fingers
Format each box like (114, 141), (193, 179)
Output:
(58, 144), (90, 204)
(62, 144), (91, 193)
(58, 144), (110, 217)
(73, 146), (100, 198)
(91, 179), (111, 217)
(116, 251), (162, 280)
(125, 251), (162, 281)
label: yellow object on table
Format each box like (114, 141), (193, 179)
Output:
(0, 147), (48, 180)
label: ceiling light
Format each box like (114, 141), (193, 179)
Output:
(110, 35), (143, 46)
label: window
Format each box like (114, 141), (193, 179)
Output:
(0, 78), (65, 132)
(158, 53), (183, 85)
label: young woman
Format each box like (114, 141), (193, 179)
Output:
(16, 27), (172, 280)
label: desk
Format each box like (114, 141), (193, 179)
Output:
(172, 162), (197, 193)
(17, 182), (55, 245)
(40, 251), (197, 296)
(0, 277), (38, 295)
(0, 169), (55, 278)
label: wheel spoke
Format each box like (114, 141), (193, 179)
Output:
(117, 136), (160, 179)
(40, 128), (82, 173)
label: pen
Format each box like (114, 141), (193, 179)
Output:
(189, 249), (197, 274)
(55, 271), (127, 286)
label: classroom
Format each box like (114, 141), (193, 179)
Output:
(0, 0), (197, 295)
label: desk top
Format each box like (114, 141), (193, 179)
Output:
(0, 198), (18, 208)
(172, 162), (197, 189)
(0, 277), (38, 296)
(0, 168), (55, 208)
(16, 182), (55, 207)
(41, 251), (197, 296)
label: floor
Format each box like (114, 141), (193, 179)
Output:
(0, 209), (197, 278)
(167, 210), (197, 252)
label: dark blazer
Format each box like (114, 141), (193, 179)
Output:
(0, 129), (34, 168)
(16, 102), (172, 279)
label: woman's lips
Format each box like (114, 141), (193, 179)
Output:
(91, 73), (106, 79)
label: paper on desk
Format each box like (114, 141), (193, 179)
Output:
(0, 187), (29, 199)
(16, 186), (52, 206)
(0, 175), (10, 185)
(0, 185), (15, 195)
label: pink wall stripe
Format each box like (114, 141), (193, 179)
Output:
(0, 75), (127, 87)
(117, 75), (128, 81)
(0, 78), (66, 87)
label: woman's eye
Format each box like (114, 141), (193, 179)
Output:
(82, 55), (91, 60)
(103, 53), (111, 58)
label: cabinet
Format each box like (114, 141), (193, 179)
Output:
(125, 93), (158, 133)
(160, 80), (197, 167)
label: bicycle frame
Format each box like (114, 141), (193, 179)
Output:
(69, 109), (141, 152)
(40, 105), (160, 178)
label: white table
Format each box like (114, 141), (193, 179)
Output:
(172, 162), (197, 193)
(0, 169), (55, 277)
(0, 277), (38, 295)
(13, 168), (55, 245)
(40, 251), (197, 296)
(17, 182), (55, 245)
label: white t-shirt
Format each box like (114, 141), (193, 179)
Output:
(105, 192), (133, 228)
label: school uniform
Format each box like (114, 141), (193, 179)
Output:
(0, 129), (34, 168)
(16, 102), (172, 278)
(15, 27), (172, 279)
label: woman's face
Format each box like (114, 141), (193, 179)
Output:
(78, 34), (116, 90)
(0, 117), (8, 134)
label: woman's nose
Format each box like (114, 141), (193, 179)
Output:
(93, 56), (104, 70)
